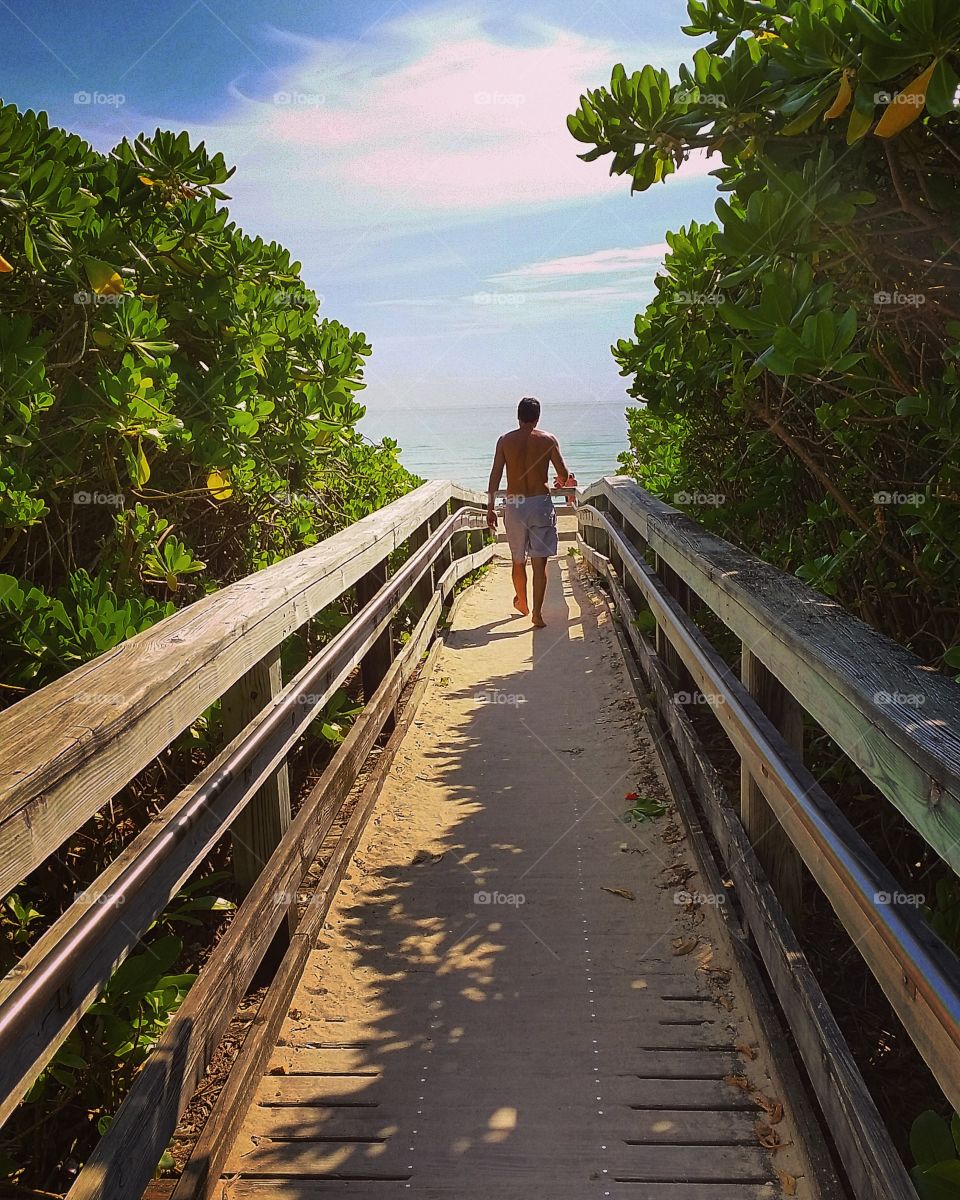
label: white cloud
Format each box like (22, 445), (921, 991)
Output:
(491, 243), (670, 281)
(186, 9), (700, 229)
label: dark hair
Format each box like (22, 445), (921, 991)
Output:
(517, 396), (540, 424)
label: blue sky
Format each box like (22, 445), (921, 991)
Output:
(1, 0), (719, 429)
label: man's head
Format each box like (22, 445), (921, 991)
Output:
(517, 396), (540, 426)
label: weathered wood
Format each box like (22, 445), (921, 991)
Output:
(171, 636), (445, 1200)
(220, 1184), (778, 1200)
(222, 645), (294, 979)
(603, 572), (843, 1200)
(578, 535), (916, 1200)
(65, 596), (445, 1200)
(581, 476), (960, 873)
(223, 645), (292, 896)
(0, 481), (485, 897)
(66, 542), (494, 1200)
(740, 648), (804, 926)
(653, 553), (694, 697)
(580, 512), (960, 1113)
(356, 561), (395, 736)
(0, 514), (488, 1131)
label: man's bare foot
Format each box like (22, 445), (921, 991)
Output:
(531, 613), (546, 628)
(513, 595), (529, 616)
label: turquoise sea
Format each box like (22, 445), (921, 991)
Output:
(359, 399), (637, 491)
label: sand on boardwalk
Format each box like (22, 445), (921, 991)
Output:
(223, 552), (810, 1199)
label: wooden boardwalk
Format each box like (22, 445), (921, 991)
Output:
(217, 553), (809, 1199)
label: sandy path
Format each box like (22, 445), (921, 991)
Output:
(222, 554), (801, 1199)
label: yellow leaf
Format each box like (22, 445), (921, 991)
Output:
(875, 61), (937, 138)
(165, 571), (179, 593)
(138, 175), (157, 186)
(206, 469), (232, 501)
(0, 253), (12, 273)
(824, 70), (854, 119)
(84, 258), (124, 296)
(601, 886), (635, 901)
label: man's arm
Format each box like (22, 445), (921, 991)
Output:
(486, 437), (505, 528)
(549, 437), (570, 486)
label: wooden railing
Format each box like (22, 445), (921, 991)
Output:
(577, 476), (960, 1200)
(0, 480), (492, 1200)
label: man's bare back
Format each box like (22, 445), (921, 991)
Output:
(499, 426), (560, 497)
(486, 397), (571, 628)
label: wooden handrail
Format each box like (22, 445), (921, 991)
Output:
(0, 481), (484, 897)
(577, 476), (960, 1200)
(581, 476), (960, 867)
(0, 482), (492, 1196)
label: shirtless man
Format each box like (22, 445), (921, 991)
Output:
(486, 397), (571, 628)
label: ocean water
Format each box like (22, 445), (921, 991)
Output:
(359, 400), (637, 491)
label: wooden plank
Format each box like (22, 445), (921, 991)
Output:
(224, 645), (293, 896)
(224, 645), (294, 980)
(356, 561), (395, 736)
(65, 589), (448, 1200)
(241, 1102), (755, 1145)
(578, 537), (913, 1200)
(0, 553), (420, 1129)
(170, 636), (447, 1200)
(602, 570), (843, 1200)
(581, 476), (960, 873)
(221, 1140), (773, 1181)
(580, 513), (960, 1111)
(0, 480), (485, 896)
(740, 648), (804, 926)
(1, 515), (490, 1137)
(221, 1185), (777, 1200)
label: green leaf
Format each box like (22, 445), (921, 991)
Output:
(912, 1111), (956, 1167)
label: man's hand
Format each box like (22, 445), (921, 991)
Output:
(486, 506), (498, 530)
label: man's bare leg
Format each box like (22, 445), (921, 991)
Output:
(531, 557), (547, 627)
(511, 560), (529, 615)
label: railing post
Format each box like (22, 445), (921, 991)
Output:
(408, 515), (435, 620)
(357, 559), (395, 736)
(222, 645), (293, 978)
(740, 649), (805, 925)
(653, 554), (695, 698)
